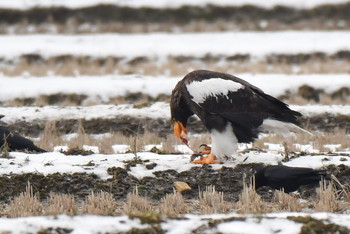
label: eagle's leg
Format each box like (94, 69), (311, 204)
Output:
(199, 144), (211, 155)
(192, 153), (221, 164)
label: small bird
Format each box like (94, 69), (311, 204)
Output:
(170, 70), (308, 164)
(0, 115), (46, 153)
(254, 165), (329, 193)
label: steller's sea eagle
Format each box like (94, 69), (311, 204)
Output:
(254, 165), (329, 193)
(170, 70), (307, 164)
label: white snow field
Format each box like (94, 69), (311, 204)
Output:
(1, 1), (350, 230)
(0, 31), (349, 60)
(0, 0), (348, 9)
(0, 212), (350, 234)
(0, 74), (349, 103)
(1, 103), (350, 124)
(1, 144), (350, 180)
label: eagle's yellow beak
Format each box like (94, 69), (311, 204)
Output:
(173, 121), (187, 138)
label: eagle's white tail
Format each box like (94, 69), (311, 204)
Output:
(260, 119), (313, 136)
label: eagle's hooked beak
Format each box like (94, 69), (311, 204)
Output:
(173, 121), (187, 138)
(173, 121), (189, 146)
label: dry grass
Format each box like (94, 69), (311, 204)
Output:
(81, 191), (116, 215)
(7, 182), (41, 218)
(161, 134), (182, 154)
(253, 131), (350, 154)
(94, 133), (130, 154)
(1, 58), (350, 78)
(37, 120), (65, 151)
(123, 187), (153, 216)
(129, 130), (163, 153)
(162, 133), (211, 154)
(158, 190), (188, 217)
(45, 193), (77, 216)
(33, 128), (350, 157)
(315, 180), (341, 212)
(2, 180), (350, 217)
(67, 120), (95, 149)
(272, 190), (302, 212)
(236, 177), (266, 214)
(198, 186), (231, 214)
(2, 18), (349, 35)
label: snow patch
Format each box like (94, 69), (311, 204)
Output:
(0, 32), (349, 60)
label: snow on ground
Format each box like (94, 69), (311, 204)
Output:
(0, 151), (191, 180)
(0, 74), (349, 103)
(0, 0), (347, 9)
(1, 146), (350, 180)
(0, 212), (349, 234)
(0, 32), (349, 59)
(1, 103), (350, 123)
(291, 105), (350, 118)
(0, 103), (170, 122)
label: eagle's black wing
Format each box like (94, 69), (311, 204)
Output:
(183, 70), (301, 142)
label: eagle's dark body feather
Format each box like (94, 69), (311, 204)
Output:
(0, 115), (46, 153)
(255, 165), (329, 193)
(170, 70), (301, 148)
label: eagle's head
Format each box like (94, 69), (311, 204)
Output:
(170, 84), (193, 140)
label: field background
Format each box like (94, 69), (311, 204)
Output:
(1, 0), (350, 233)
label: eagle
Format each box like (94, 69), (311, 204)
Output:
(254, 165), (329, 193)
(170, 70), (307, 164)
(0, 115), (46, 153)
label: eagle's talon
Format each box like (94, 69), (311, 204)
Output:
(198, 144), (212, 155)
(191, 154), (221, 164)
(190, 153), (204, 162)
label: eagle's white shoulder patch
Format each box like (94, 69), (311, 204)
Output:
(186, 78), (244, 104)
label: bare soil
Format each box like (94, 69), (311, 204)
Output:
(2, 113), (350, 139)
(1, 52), (350, 77)
(0, 3), (350, 33)
(0, 163), (348, 204)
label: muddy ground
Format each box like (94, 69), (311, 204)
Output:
(1, 113), (349, 138)
(0, 162), (348, 204)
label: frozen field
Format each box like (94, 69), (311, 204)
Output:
(1, 103), (350, 123)
(0, 0), (350, 233)
(1, 31), (349, 59)
(0, 0), (348, 9)
(1, 212), (350, 233)
(0, 74), (349, 102)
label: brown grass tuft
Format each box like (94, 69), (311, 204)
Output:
(81, 191), (116, 215)
(129, 130), (162, 153)
(161, 134), (181, 154)
(158, 190), (188, 217)
(253, 131), (350, 154)
(123, 187), (153, 215)
(236, 177), (266, 214)
(199, 185), (231, 214)
(37, 120), (64, 151)
(68, 120), (95, 149)
(2, 56), (350, 78)
(315, 180), (340, 212)
(272, 190), (301, 212)
(45, 192), (77, 216)
(7, 182), (42, 217)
